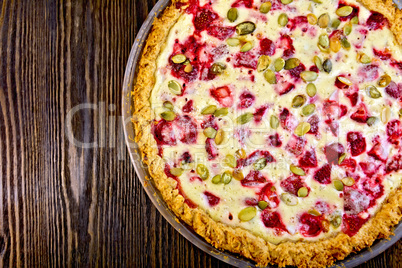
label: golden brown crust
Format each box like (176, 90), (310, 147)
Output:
(132, 0), (402, 267)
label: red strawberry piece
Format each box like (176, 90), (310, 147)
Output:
(244, 197), (259, 206)
(315, 201), (331, 215)
(366, 12), (389, 30)
(204, 191), (220, 207)
(387, 119), (402, 144)
(211, 44), (229, 60)
(299, 213), (324, 237)
(175, 115), (198, 144)
(324, 143), (345, 165)
(280, 175), (309, 196)
(261, 210), (288, 234)
(275, 79), (295, 95)
(323, 100), (345, 121)
(386, 154), (402, 174)
(190, 176), (203, 182)
(238, 91), (255, 109)
(231, 0), (253, 8)
(205, 138), (219, 160)
(288, 63), (306, 80)
(210, 86), (234, 107)
(340, 105), (348, 117)
(345, 92), (358, 107)
(340, 158), (357, 173)
(238, 150), (275, 167)
(259, 38), (276, 56)
(287, 16), (308, 31)
(258, 183), (280, 209)
(342, 214), (369, 237)
(344, 188), (371, 214)
(286, 135), (306, 156)
(367, 142), (387, 162)
(325, 119), (339, 137)
(153, 119), (177, 145)
(309, 65), (319, 73)
(362, 176), (384, 200)
(385, 81), (402, 99)
(347, 131), (366, 156)
(193, 8), (218, 31)
(241, 170), (267, 187)
(313, 164), (332, 185)
(350, 103), (369, 123)
(268, 133), (282, 147)
(279, 108), (297, 130)
(277, 34), (295, 58)
(337, 1), (359, 21)
(299, 149), (318, 168)
(359, 162), (380, 177)
(307, 114), (319, 135)
(373, 48), (392, 60)
(207, 26), (235, 41)
(180, 151), (193, 164)
(391, 61), (402, 73)
(334, 75), (350, 89)
(254, 105), (269, 123)
(182, 100), (194, 113)
(201, 115), (218, 130)
(233, 51), (258, 69)
(357, 64), (379, 82)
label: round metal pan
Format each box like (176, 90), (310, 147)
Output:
(122, 1), (402, 267)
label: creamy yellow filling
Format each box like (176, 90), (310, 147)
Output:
(150, 0), (402, 243)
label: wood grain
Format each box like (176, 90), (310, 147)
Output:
(0, 0), (400, 267)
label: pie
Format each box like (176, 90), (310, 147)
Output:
(132, 0), (402, 266)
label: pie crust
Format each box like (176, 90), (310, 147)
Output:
(132, 0), (402, 267)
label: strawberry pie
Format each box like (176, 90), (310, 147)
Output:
(132, 0), (402, 266)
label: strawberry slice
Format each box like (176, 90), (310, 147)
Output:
(279, 108), (297, 130)
(359, 162), (380, 177)
(287, 16), (308, 31)
(258, 183), (280, 209)
(280, 175), (310, 196)
(344, 188), (371, 215)
(210, 86), (234, 107)
(267, 133), (282, 147)
(237, 150), (275, 167)
(205, 138), (218, 160)
(340, 158), (357, 173)
(274, 79), (295, 95)
(277, 34), (295, 58)
(373, 48), (392, 61)
(387, 119), (402, 145)
(345, 92), (358, 107)
(153, 119), (177, 146)
(175, 115), (198, 144)
(238, 91), (255, 109)
(204, 191), (220, 207)
(342, 214), (369, 237)
(357, 64), (379, 82)
(182, 100), (194, 113)
(324, 143), (345, 165)
(241, 170), (267, 187)
(261, 210), (288, 234)
(244, 197), (259, 206)
(307, 114), (320, 135)
(367, 142), (387, 162)
(386, 154), (402, 174)
(288, 63), (306, 80)
(231, 0), (253, 8)
(207, 26), (235, 41)
(233, 51), (258, 69)
(350, 103), (369, 123)
(259, 38), (276, 56)
(361, 176), (384, 200)
(385, 82), (402, 99)
(313, 164), (332, 184)
(254, 105), (269, 123)
(299, 149), (318, 168)
(299, 213), (324, 237)
(366, 12), (389, 30)
(347, 132), (366, 156)
(286, 135), (306, 156)
(193, 8), (218, 31)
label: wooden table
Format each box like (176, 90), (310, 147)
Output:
(0, 0), (400, 267)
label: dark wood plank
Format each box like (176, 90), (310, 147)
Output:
(0, 0), (399, 267)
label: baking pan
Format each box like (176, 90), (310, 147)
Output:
(122, 1), (402, 266)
